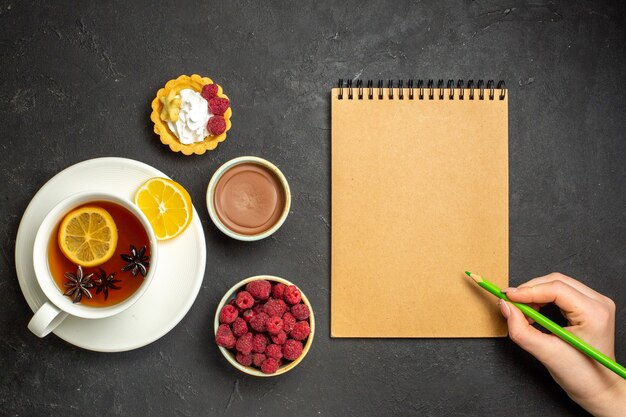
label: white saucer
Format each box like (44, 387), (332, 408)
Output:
(15, 157), (206, 352)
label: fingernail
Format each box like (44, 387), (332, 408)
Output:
(498, 299), (511, 319)
(501, 287), (517, 293)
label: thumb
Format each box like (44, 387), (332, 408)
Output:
(499, 300), (560, 365)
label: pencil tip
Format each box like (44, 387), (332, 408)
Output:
(467, 273), (482, 283)
(465, 271), (471, 277)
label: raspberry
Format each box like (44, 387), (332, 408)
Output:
(284, 285), (302, 305)
(200, 83), (219, 100)
(266, 316), (284, 335)
(235, 291), (254, 310)
(208, 97), (230, 115)
(271, 330), (287, 345)
(235, 332), (253, 355)
(261, 358), (279, 374)
(236, 352), (252, 367)
(253, 303), (265, 314)
(264, 299), (287, 318)
(252, 333), (268, 353)
(272, 283), (287, 300)
(231, 317), (248, 337)
(215, 324), (236, 349)
(290, 321), (310, 341)
(215, 333), (235, 349)
(242, 309), (255, 322)
(252, 353), (266, 367)
(249, 312), (269, 332)
(246, 280), (272, 301)
(219, 304), (238, 324)
(265, 344), (283, 360)
(282, 339), (303, 361)
(290, 303), (310, 320)
(282, 312), (296, 333)
(216, 323), (231, 336)
(207, 116), (226, 136)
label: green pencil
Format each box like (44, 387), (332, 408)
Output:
(465, 271), (626, 380)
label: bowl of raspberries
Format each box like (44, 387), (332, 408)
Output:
(214, 276), (314, 376)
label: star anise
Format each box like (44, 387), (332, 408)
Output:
(63, 265), (94, 303)
(121, 244), (149, 277)
(94, 268), (121, 300)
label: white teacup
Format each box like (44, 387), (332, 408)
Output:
(28, 191), (158, 337)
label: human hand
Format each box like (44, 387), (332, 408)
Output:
(498, 272), (626, 416)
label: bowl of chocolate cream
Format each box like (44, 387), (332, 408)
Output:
(207, 156), (291, 241)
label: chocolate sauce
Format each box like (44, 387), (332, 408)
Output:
(214, 163), (286, 235)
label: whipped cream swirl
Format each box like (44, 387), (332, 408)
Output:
(167, 89), (212, 144)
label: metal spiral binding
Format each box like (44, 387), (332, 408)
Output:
(337, 79), (507, 100)
(477, 80), (484, 100)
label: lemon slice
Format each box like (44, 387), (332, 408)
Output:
(134, 177), (193, 240)
(58, 206), (118, 267)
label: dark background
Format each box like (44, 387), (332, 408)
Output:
(1, 1), (624, 416)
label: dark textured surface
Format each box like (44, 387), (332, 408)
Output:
(1, 1), (625, 416)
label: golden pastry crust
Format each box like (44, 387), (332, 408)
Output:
(151, 74), (233, 155)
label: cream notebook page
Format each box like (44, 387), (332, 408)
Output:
(331, 82), (508, 337)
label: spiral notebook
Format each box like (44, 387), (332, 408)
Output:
(331, 79), (509, 338)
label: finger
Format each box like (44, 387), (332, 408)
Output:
(514, 273), (605, 303)
(525, 303), (540, 324)
(499, 300), (560, 365)
(502, 280), (594, 317)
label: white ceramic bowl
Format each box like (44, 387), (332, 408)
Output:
(206, 156), (291, 241)
(214, 275), (315, 377)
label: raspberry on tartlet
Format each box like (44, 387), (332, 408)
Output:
(208, 97), (230, 116)
(150, 74), (232, 155)
(207, 116), (226, 136)
(201, 83), (219, 100)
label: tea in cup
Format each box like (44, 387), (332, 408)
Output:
(28, 191), (158, 337)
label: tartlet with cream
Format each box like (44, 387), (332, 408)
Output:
(151, 74), (232, 155)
